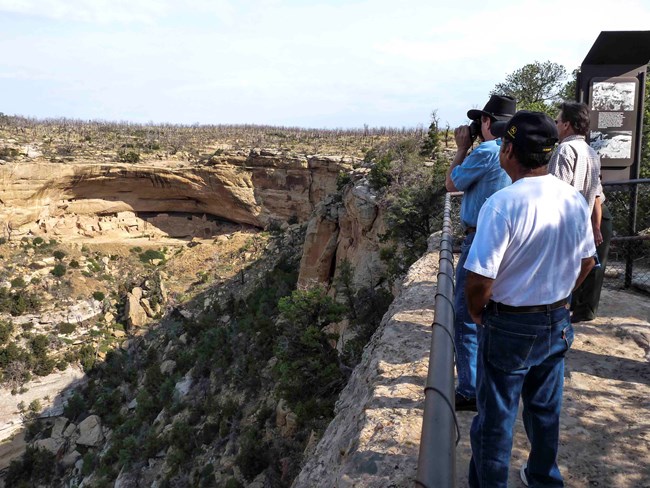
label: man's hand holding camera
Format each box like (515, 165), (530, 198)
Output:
(454, 124), (473, 154)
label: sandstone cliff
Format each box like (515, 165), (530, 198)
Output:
(298, 176), (387, 291)
(0, 150), (356, 237)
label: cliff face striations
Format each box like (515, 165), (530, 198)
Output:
(0, 149), (356, 236)
(298, 179), (386, 291)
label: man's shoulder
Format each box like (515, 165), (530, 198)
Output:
(561, 136), (595, 154)
(475, 139), (500, 153)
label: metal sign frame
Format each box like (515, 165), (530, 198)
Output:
(578, 31), (650, 183)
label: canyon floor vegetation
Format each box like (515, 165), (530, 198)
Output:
(0, 114), (453, 487)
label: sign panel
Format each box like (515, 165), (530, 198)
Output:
(588, 76), (639, 168)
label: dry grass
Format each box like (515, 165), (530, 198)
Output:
(0, 114), (440, 162)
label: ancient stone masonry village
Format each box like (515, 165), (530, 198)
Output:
(0, 121), (648, 488)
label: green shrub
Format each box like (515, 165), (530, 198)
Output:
(69, 260), (80, 268)
(336, 171), (352, 190)
(139, 249), (165, 264)
(235, 428), (270, 481)
(33, 357), (56, 376)
(77, 344), (96, 372)
(118, 149), (140, 163)
(0, 320), (13, 344)
(86, 259), (101, 273)
(58, 322), (76, 334)
(0, 147), (19, 160)
(50, 264), (66, 277)
(368, 155), (392, 190)
(53, 250), (66, 260)
(28, 399), (42, 414)
(92, 291), (105, 301)
(63, 393), (87, 421)
(118, 435), (139, 467)
(30, 335), (49, 358)
(0, 343), (28, 372)
(275, 287), (347, 424)
(4, 446), (56, 486)
(10, 277), (26, 288)
(82, 451), (96, 476)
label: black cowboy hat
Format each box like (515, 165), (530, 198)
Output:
(467, 94), (516, 121)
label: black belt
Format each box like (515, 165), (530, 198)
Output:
(487, 297), (569, 314)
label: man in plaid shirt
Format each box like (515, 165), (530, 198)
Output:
(549, 102), (612, 322)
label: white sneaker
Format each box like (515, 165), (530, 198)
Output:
(520, 463), (529, 487)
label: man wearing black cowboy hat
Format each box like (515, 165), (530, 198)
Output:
(444, 94), (516, 412)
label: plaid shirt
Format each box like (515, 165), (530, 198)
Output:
(548, 135), (604, 211)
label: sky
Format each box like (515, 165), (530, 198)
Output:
(1, 0), (650, 129)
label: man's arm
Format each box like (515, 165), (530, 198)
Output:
(573, 257), (596, 291)
(465, 271), (494, 325)
(591, 196), (603, 246)
(445, 126), (472, 192)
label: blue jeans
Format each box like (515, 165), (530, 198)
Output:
(455, 232), (478, 398)
(468, 306), (573, 488)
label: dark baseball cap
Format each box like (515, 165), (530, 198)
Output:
(491, 111), (558, 154)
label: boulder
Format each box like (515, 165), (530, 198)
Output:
(160, 360), (176, 375)
(140, 298), (156, 318)
(131, 287), (143, 301)
(51, 416), (69, 439)
(125, 292), (148, 328)
(174, 374), (192, 399)
(114, 466), (139, 488)
(63, 422), (77, 438)
(33, 437), (63, 454)
(61, 450), (82, 469)
(76, 415), (104, 447)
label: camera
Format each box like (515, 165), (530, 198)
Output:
(469, 119), (481, 141)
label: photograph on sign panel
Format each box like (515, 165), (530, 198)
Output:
(591, 82), (636, 111)
(590, 130), (632, 159)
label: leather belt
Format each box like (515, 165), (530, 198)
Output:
(487, 297), (569, 314)
(464, 226), (476, 235)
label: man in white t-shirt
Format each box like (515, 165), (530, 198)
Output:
(463, 111), (596, 488)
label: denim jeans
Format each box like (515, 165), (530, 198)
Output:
(455, 232), (478, 398)
(468, 306), (573, 488)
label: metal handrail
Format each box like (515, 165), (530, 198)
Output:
(415, 192), (458, 488)
(602, 179), (649, 288)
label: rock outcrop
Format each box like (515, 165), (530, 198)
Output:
(297, 177), (386, 291)
(0, 150), (356, 237)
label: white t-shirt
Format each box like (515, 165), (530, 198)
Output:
(464, 174), (596, 306)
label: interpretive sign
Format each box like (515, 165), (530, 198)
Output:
(579, 30), (650, 182)
(588, 77), (638, 168)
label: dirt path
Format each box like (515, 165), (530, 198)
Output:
(456, 286), (650, 487)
